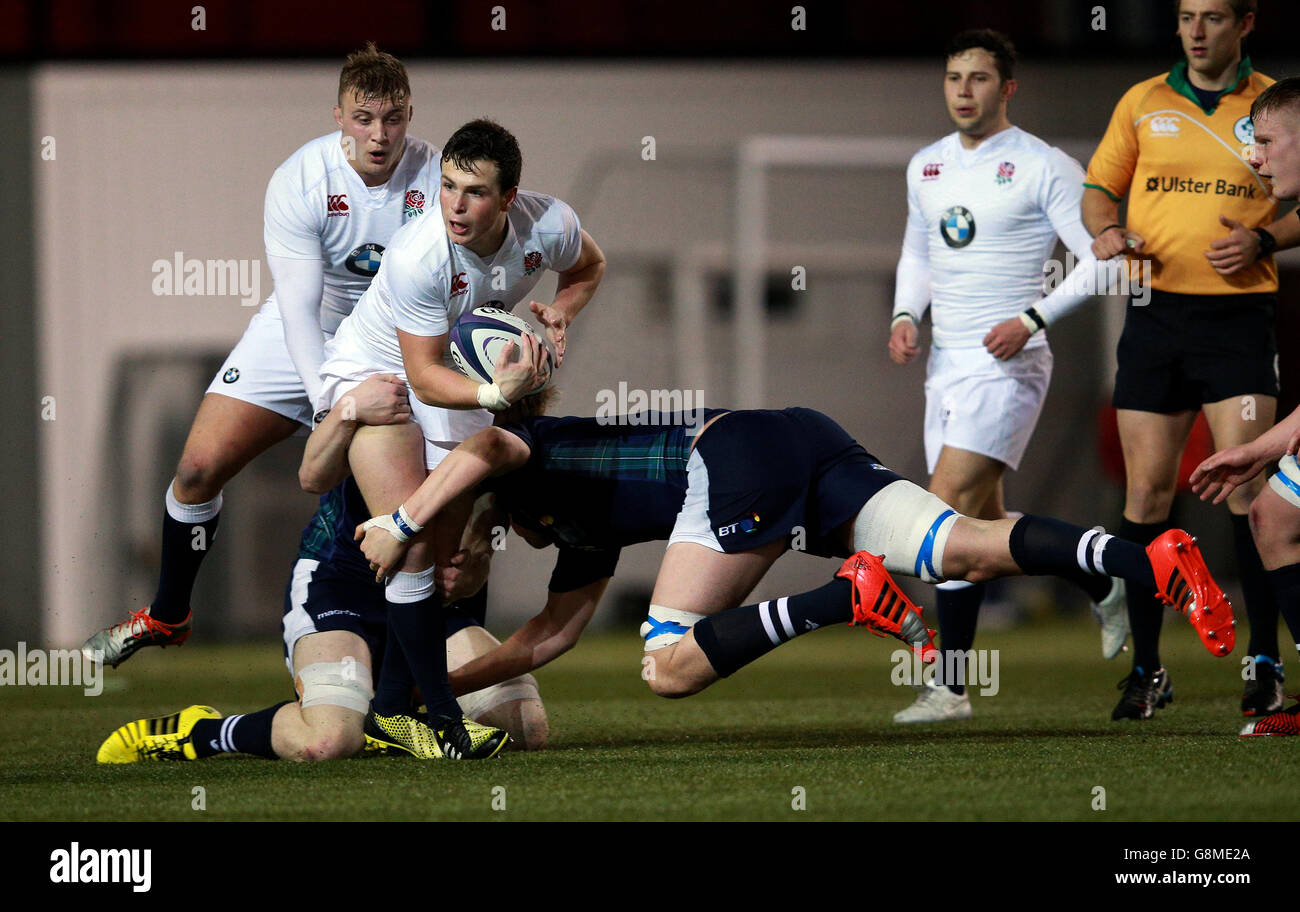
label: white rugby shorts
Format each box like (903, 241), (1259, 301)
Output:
(320, 333), (492, 471)
(922, 343), (1053, 474)
(205, 302), (316, 431)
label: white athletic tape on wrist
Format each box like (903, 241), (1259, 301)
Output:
(1018, 311), (1039, 334)
(890, 313), (917, 331)
(1269, 454), (1300, 509)
(295, 661), (374, 714)
(362, 512), (406, 543)
(458, 673), (541, 720)
(362, 505), (422, 544)
(640, 605), (709, 651)
(476, 382), (512, 412)
(851, 480), (959, 584)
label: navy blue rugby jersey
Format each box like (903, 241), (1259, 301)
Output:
(296, 476), (374, 581)
(489, 411), (727, 591)
(491, 411), (727, 548)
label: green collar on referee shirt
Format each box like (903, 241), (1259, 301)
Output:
(1166, 56), (1255, 115)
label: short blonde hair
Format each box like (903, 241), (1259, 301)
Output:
(338, 42), (410, 107)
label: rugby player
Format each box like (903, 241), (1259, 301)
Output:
(1192, 76), (1300, 736)
(353, 407), (1235, 705)
(889, 29), (1127, 724)
(309, 118), (604, 754)
(1083, 0), (1300, 719)
(83, 44), (438, 667)
(96, 385), (548, 764)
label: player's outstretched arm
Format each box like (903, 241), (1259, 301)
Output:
(1192, 404), (1300, 504)
(530, 230), (606, 366)
(449, 578), (608, 696)
(298, 373), (411, 493)
(356, 426), (532, 578)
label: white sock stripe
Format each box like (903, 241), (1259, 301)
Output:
(220, 715), (243, 752)
(758, 601), (782, 646)
(1076, 529), (1101, 574)
(1091, 533), (1113, 576)
(935, 579), (974, 591)
(775, 597), (795, 640)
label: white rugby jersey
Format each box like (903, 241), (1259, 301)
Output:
(894, 126), (1094, 348)
(327, 189), (583, 374)
(263, 132), (441, 335)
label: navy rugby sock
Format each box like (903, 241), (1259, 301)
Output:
(386, 572), (460, 722)
(693, 577), (852, 678)
(191, 701), (289, 759)
(1008, 515), (1156, 590)
(150, 485), (222, 624)
(1267, 562), (1300, 663)
(373, 634), (418, 716)
(934, 581), (983, 696)
(1115, 518), (1170, 673)
(1232, 513), (1280, 661)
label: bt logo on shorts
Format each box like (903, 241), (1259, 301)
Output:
(717, 513), (761, 537)
(327, 194), (349, 217)
(1148, 115), (1181, 135)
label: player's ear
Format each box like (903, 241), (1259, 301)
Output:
(333, 104), (344, 128)
(1002, 78), (1017, 103)
(1239, 11), (1254, 39)
(501, 186), (518, 211)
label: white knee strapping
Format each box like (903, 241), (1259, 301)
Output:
(1270, 454), (1300, 509)
(852, 480), (959, 583)
(459, 673), (541, 720)
(640, 605), (709, 651)
(295, 661), (373, 714)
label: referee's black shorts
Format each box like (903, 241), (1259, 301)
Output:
(1112, 289), (1278, 414)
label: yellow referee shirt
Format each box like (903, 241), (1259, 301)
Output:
(1085, 58), (1277, 295)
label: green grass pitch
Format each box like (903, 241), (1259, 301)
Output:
(3, 614), (1298, 822)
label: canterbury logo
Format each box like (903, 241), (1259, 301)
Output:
(1149, 116), (1181, 135)
(327, 193), (349, 216)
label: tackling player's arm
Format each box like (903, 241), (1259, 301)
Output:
(449, 577), (608, 696)
(356, 425), (532, 578)
(298, 373), (411, 493)
(1192, 403), (1300, 504)
(528, 229), (606, 366)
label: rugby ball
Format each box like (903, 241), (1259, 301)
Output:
(448, 306), (553, 393)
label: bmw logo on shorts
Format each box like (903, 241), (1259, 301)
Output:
(345, 243), (385, 277)
(940, 206), (975, 248)
(222, 367), (240, 383)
